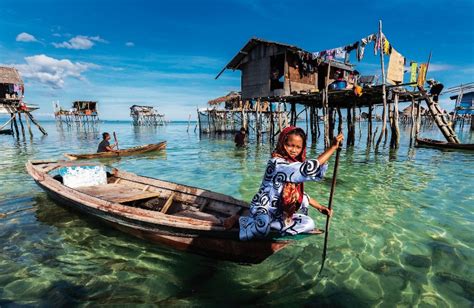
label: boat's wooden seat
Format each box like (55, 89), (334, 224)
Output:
(174, 209), (222, 224)
(76, 183), (160, 203)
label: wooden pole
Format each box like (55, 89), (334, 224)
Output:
(187, 114), (191, 133)
(367, 104), (373, 144)
(376, 20), (388, 149)
(415, 99), (422, 140)
(319, 111), (343, 275)
(390, 92), (400, 148)
(12, 113), (20, 137)
(18, 112), (26, 138)
(113, 132), (119, 150)
(25, 111), (47, 135)
(409, 97), (415, 146)
(0, 113), (16, 131)
(310, 106), (316, 146)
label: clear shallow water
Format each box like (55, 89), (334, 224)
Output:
(0, 120), (473, 306)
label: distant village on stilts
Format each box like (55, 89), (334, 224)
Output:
(1, 21), (472, 152)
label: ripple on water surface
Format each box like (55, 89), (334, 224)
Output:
(0, 121), (472, 306)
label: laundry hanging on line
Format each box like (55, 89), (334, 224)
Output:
(387, 48), (405, 84)
(410, 62), (418, 84)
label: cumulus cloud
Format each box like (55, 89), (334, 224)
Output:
(52, 35), (107, 50)
(16, 32), (38, 42)
(125, 42), (135, 47)
(15, 54), (98, 89)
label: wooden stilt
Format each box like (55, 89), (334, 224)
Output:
(390, 92), (400, 148)
(12, 113), (20, 137)
(310, 106), (316, 146)
(25, 111), (47, 135)
(367, 104), (373, 144)
(376, 20), (388, 149)
(409, 97), (415, 146)
(415, 99), (422, 139)
(18, 112), (26, 138)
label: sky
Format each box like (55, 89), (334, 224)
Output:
(0, 0), (473, 120)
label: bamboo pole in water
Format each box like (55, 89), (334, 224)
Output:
(376, 20), (388, 149)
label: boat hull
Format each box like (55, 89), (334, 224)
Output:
(36, 179), (290, 264)
(416, 138), (474, 150)
(64, 141), (166, 160)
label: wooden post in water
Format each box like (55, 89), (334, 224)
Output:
(18, 113), (26, 138)
(328, 107), (335, 142)
(11, 113), (20, 138)
(278, 103), (282, 132)
(24, 113), (33, 138)
(25, 111), (47, 135)
(415, 99), (422, 140)
(310, 106), (316, 146)
(390, 92), (400, 148)
(409, 97), (415, 146)
(367, 104), (373, 144)
(376, 20), (388, 149)
(270, 102), (275, 144)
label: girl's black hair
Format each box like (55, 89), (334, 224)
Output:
(286, 127), (306, 141)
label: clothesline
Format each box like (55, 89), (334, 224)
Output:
(294, 31), (428, 86)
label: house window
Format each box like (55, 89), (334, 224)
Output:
(270, 54), (285, 90)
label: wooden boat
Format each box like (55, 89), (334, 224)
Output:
(64, 141), (166, 160)
(416, 138), (474, 151)
(26, 160), (322, 263)
(0, 129), (13, 135)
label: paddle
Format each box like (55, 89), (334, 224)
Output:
(113, 132), (119, 150)
(318, 112), (343, 275)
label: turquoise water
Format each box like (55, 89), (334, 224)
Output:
(0, 120), (473, 306)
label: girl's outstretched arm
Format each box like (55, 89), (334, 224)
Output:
(309, 197), (333, 217)
(317, 133), (344, 165)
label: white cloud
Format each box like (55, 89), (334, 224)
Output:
(428, 63), (455, 72)
(16, 32), (38, 42)
(52, 35), (107, 50)
(125, 42), (135, 47)
(14, 54), (98, 89)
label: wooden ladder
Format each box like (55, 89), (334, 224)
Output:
(417, 85), (460, 144)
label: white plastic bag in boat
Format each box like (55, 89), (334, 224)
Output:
(60, 166), (107, 188)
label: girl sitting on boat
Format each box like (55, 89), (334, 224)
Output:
(226, 126), (343, 241)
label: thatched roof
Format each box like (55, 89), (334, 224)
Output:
(0, 67), (23, 84)
(208, 91), (241, 105)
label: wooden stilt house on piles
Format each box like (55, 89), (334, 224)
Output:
(54, 100), (99, 126)
(0, 67), (47, 137)
(446, 83), (474, 130)
(197, 90), (288, 136)
(215, 32), (461, 149)
(130, 105), (165, 126)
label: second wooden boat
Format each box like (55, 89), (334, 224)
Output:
(26, 160), (322, 263)
(416, 138), (474, 151)
(64, 141), (166, 160)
